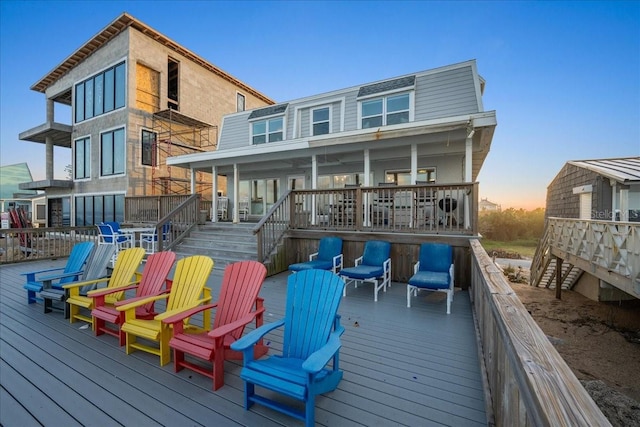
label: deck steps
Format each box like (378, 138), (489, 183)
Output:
(538, 258), (583, 290)
(173, 222), (257, 270)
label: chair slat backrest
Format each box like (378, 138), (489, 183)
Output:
(166, 255), (214, 311)
(98, 247), (145, 300)
(78, 244), (117, 294)
(317, 237), (342, 262)
(361, 240), (391, 267)
(136, 251), (176, 312)
(419, 243), (452, 273)
(213, 261), (267, 338)
(59, 242), (94, 285)
(282, 269), (344, 359)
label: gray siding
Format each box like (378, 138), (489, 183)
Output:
(217, 61), (481, 150)
(546, 163), (610, 219)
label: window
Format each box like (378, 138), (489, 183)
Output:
(385, 168), (436, 185)
(252, 117), (283, 144)
(101, 128), (125, 176)
(312, 107), (330, 136)
(75, 194), (125, 226)
(168, 58), (179, 110)
(74, 137), (90, 179)
(141, 130), (157, 166)
(361, 93), (410, 129)
(237, 93), (245, 112)
(74, 61), (125, 123)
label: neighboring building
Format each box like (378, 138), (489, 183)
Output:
(545, 157), (640, 222)
(0, 163), (45, 227)
(18, 12), (273, 227)
(168, 59), (497, 223)
(479, 198), (501, 213)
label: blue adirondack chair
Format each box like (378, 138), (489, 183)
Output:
(339, 240), (391, 301)
(407, 242), (455, 313)
(231, 269), (345, 427)
(288, 236), (343, 274)
(22, 241), (94, 304)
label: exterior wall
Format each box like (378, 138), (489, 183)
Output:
(545, 163), (610, 220)
(217, 61), (481, 151)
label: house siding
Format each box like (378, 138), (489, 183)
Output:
(545, 163), (610, 220)
(217, 62), (480, 151)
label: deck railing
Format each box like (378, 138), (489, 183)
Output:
(124, 194), (211, 224)
(155, 194), (201, 252)
(470, 240), (610, 426)
(289, 182), (478, 235)
(0, 226), (98, 264)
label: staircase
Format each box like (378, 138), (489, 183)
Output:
(536, 258), (583, 290)
(173, 222), (257, 271)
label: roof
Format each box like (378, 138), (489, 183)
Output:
(30, 12), (273, 105)
(568, 157), (640, 184)
(0, 163), (37, 199)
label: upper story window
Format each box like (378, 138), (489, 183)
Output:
(168, 58), (179, 111)
(237, 93), (246, 112)
(74, 136), (90, 180)
(312, 107), (330, 136)
(252, 117), (283, 144)
(248, 104), (288, 145)
(361, 93), (410, 129)
(100, 127), (125, 177)
(141, 129), (157, 166)
(75, 61), (125, 123)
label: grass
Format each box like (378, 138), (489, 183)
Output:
(480, 238), (538, 259)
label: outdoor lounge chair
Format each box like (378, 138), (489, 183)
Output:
(288, 236), (343, 274)
(339, 240), (391, 302)
(407, 243), (454, 313)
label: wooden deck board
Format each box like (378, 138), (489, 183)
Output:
(0, 259), (488, 426)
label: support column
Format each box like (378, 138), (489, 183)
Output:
(46, 99), (54, 180)
(311, 155), (317, 225)
(190, 168), (196, 194)
(364, 149), (371, 226)
(211, 166), (218, 223)
(410, 144), (417, 184)
(233, 163), (239, 223)
(555, 256), (563, 300)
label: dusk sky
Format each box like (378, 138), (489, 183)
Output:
(1, 1), (638, 210)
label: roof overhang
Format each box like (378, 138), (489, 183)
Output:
(19, 122), (73, 148)
(19, 180), (73, 191)
(167, 111), (497, 177)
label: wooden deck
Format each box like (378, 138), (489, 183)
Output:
(0, 259), (488, 426)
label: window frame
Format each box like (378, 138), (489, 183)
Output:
(251, 116), (285, 145)
(385, 167), (436, 185)
(237, 92), (246, 112)
(311, 106), (331, 136)
(100, 127), (126, 177)
(74, 60), (126, 124)
(73, 135), (91, 180)
(358, 90), (413, 130)
(141, 129), (157, 167)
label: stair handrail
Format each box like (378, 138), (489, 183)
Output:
(253, 190), (292, 262)
(530, 220), (552, 287)
(156, 193), (201, 252)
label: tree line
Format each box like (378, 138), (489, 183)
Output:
(479, 208), (545, 241)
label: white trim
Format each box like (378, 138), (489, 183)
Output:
(572, 185), (593, 194)
(310, 105), (332, 136)
(357, 91), (413, 130)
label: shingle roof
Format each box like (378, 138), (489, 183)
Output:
(568, 157), (640, 183)
(248, 104), (288, 120)
(357, 76), (416, 97)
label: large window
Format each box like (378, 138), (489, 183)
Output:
(74, 137), (90, 180)
(141, 129), (157, 166)
(252, 117), (283, 144)
(75, 61), (125, 123)
(385, 168), (436, 185)
(312, 107), (330, 136)
(361, 93), (410, 129)
(101, 128), (125, 176)
(75, 194), (125, 226)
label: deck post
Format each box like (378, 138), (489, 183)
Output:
(555, 256), (562, 299)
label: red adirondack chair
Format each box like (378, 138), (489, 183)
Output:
(90, 251), (176, 346)
(163, 260), (268, 390)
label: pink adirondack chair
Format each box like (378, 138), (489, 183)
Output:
(90, 251), (176, 346)
(163, 260), (268, 390)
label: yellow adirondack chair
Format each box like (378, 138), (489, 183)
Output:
(63, 247), (145, 327)
(118, 255), (214, 366)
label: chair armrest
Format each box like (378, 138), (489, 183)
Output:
(302, 331), (342, 373)
(113, 289), (170, 307)
(208, 306), (265, 339)
(230, 319), (285, 352)
(21, 267), (65, 279)
(354, 256), (363, 266)
(155, 300), (208, 321)
(161, 302), (218, 325)
(87, 282), (138, 298)
(62, 277), (109, 290)
(414, 261), (420, 275)
(383, 258), (391, 272)
(449, 263), (455, 288)
(333, 254), (343, 269)
(309, 251), (319, 261)
(38, 270), (84, 283)
(116, 294), (168, 311)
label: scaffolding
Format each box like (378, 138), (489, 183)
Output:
(151, 109), (217, 197)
